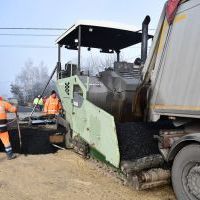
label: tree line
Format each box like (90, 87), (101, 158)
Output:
(10, 59), (56, 105)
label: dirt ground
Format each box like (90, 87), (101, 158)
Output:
(0, 150), (176, 200)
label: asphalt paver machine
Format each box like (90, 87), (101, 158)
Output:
(54, 1), (200, 199)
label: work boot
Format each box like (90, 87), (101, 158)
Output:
(7, 153), (16, 160)
(5, 146), (16, 160)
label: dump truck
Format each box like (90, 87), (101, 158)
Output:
(52, 0), (200, 199)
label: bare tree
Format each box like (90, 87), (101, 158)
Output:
(10, 84), (24, 105)
(82, 53), (126, 75)
(11, 59), (56, 104)
(82, 54), (115, 75)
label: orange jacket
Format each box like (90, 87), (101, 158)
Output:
(44, 96), (62, 114)
(0, 100), (17, 132)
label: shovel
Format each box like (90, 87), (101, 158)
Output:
(16, 113), (22, 151)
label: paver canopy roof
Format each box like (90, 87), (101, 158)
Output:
(56, 20), (153, 52)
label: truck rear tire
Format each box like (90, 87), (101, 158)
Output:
(172, 144), (200, 200)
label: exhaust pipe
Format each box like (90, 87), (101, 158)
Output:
(141, 15), (151, 64)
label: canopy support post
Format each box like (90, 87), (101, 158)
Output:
(57, 44), (61, 79)
(78, 26), (81, 73)
(116, 50), (120, 62)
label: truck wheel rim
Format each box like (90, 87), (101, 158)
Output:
(182, 162), (200, 200)
(187, 165), (200, 200)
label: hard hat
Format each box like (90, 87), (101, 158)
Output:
(0, 96), (3, 100)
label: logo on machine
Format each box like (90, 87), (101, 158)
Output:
(65, 82), (70, 95)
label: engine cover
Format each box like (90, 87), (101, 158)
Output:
(87, 62), (142, 122)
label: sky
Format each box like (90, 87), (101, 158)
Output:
(0, 0), (166, 97)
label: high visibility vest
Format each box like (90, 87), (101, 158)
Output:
(33, 98), (43, 106)
(0, 100), (17, 132)
(44, 96), (62, 114)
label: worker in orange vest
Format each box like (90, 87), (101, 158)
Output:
(44, 90), (62, 115)
(0, 96), (17, 159)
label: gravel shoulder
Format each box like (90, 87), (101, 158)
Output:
(0, 150), (176, 200)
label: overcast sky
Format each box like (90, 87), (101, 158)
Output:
(0, 0), (166, 96)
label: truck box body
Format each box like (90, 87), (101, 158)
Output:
(150, 0), (200, 121)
